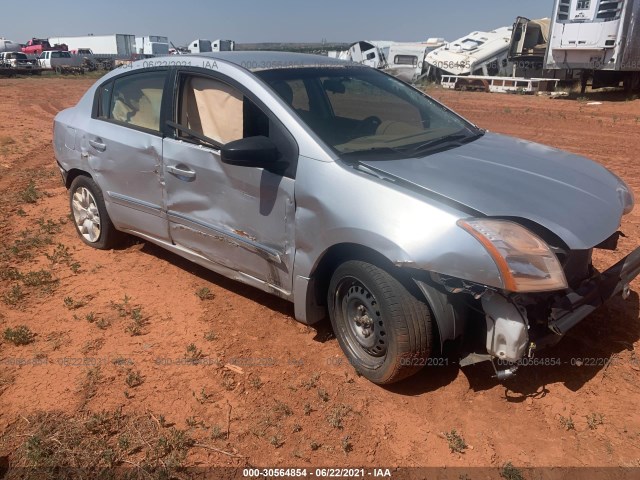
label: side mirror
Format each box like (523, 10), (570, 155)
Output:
(221, 136), (281, 168)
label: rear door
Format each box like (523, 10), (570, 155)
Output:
(80, 68), (170, 240)
(161, 69), (297, 296)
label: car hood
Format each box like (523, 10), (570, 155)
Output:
(360, 132), (625, 249)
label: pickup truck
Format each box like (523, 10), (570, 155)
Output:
(0, 52), (38, 70)
(22, 38), (68, 55)
(38, 50), (83, 73)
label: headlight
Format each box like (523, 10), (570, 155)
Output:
(458, 219), (568, 293)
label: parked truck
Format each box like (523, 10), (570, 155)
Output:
(48, 34), (136, 57)
(0, 51), (38, 70)
(189, 39), (213, 53)
(22, 38), (68, 55)
(135, 36), (170, 56)
(545, 0), (640, 92)
(38, 50), (84, 73)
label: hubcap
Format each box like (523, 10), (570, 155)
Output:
(340, 279), (387, 357)
(72, 187), (101, 243)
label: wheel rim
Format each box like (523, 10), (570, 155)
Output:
(71, 186), (101, 243)
(337, 277), (387, 358)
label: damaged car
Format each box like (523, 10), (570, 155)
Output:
(53, 52), (640, 384)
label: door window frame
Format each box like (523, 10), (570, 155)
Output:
(91, 67), (172, 137)
(164, 66), (300, 178)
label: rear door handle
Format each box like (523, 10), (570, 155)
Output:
(167, 165), (196, 179)
(89, 139), (106, 152)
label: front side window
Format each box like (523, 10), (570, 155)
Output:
(96, 71), (166, 132)
(176, 75), (269, 146)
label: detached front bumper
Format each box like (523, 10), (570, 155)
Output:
(548, 246), (640, 336)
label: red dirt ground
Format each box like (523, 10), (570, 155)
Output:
(1, 77), (639, 475)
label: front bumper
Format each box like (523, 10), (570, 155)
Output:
(548, 246), (640, 336)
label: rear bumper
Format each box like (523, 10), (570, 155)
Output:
(547, 246), (640, 336)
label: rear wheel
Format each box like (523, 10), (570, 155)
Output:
(327, 260), (433, 384)
(69, 175), (122, 249)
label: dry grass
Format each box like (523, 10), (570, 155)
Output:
(2, 410), (195, 477)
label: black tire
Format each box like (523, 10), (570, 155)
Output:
(327, 260), (433, 384)
(69, 175), (122, 249)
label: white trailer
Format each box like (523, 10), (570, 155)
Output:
(545, 0), (640, 92)
(425, 27), (513, 79)
(48, 35), (136, 57)
(385, 39), (446, 82)
(135, 36), (169, 56)
(332, 39), (445, 83)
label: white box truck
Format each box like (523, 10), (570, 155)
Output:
(545, 0), (640, 92)
(135, 36), (169, 56)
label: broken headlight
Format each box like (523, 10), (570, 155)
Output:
(458, 219), (568, 293)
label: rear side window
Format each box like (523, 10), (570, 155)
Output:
(95, 71), (166, 132)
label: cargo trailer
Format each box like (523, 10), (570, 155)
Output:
(545, 0), (640, 92)
(48, 34), (136, 57)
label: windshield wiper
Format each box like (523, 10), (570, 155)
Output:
(401, 131), (484, 156)
(340, 147), (401, 159)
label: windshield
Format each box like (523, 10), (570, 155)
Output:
(256, 66), (480, 159)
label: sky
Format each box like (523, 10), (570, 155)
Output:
(1, 0), (555, 46)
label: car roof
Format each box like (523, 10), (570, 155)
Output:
(180, 51), (357, 71)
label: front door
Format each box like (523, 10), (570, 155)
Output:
(162, 71), (297, 296)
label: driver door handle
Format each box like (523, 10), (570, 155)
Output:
(89, 139), (106, 152)
(167, 165), (197, 179)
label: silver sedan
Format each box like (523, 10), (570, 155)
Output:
(53, 52), (640, 384)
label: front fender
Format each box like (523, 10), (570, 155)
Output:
(291, 156), (503, 323)
(293, 157), (502, 285)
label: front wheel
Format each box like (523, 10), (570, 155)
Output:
(328, 260), (433, 384)
(69, 175), (122, 249)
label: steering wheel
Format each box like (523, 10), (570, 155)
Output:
(352, 115), (382, 137)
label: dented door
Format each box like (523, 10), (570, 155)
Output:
(80, 68), (169, 241)
(80, 119), (167, 240)
(162, 138), (295, 296)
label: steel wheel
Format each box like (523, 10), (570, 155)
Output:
(339, 277), (387, 358)
(328, 260), (433, 384)
(72, 186), (101, 243)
